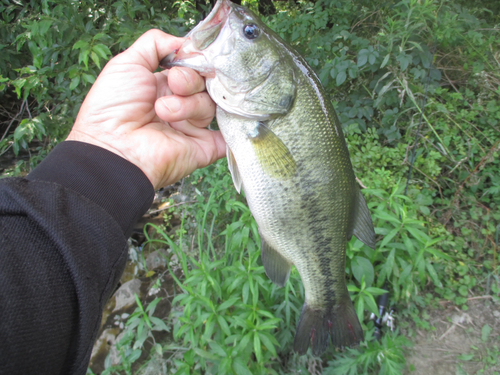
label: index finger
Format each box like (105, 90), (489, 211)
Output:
(168, 67), (206, 96)
(113, 29), (185, 72)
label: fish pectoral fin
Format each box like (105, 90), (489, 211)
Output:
(249, 122), (297, 179)
(227, 145), (242, 194)
(260, 235), (291, 287)
(352, 189), (376, 249)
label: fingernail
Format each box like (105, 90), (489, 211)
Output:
(179, 68), (192, 85)
(161, 97), (181, 113)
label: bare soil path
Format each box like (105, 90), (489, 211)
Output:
(406, 299), (500, 375)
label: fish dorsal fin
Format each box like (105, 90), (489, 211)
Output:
(352, 189), (376, 249)
(260, 234), (291, 287)
(226, 145), (242, 194)
(249, 122), (297, 179)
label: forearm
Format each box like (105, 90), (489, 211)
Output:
(0, 141), (154, 374)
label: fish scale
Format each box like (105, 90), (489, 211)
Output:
(162, 0), (376, 355)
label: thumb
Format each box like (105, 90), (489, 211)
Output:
(112, 29), (185, 72)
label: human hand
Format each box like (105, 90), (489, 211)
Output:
(67, 29), (226, 189)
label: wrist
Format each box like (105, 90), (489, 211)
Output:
(66, 129), (160, 188)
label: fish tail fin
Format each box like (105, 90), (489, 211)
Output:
(293, 297), (364, 355)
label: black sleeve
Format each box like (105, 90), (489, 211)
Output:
(0, 141), (155, 375)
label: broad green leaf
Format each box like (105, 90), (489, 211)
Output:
(73, 40), (89, 50)
(193, 347), (218, 360)
(426, 263), (443, 288)
(336, 70), (347, 86)
(425, 246), (452, 261)
(253, 332), (262, 363)
(69, 76), (80, 90)
(217, 297), (239, 312)
(154, 343), (162, 356)
(379, 227), (400, 249)
(90, 51), (101, 69)
(419, 206), (430, 215)
(217, 315), (231, 336)
(352, 256), (374, 287)
(39, 20), (53, 35)
(406, 226), (430, 244)
(204, 315), (216, 338)
(220, 357), (232, 375)
(379, 248), (395, 280)
(259, 332), (278, 358)
(172, 293), (189, 304)
(373, 210), (401, 225)
(402, 235), (416, 257)
(146, 297), (161, 313)
(355, 296), (364, 322)
(347, 284), (360, 292)
(232, 357), (252, 375)
(362, 293), (379, 317)
(252, 279), (259, 307)
(92, 43), (111, 60)
(208, 340), (228, 357)
(94, 33), (108, 41)
(364, 287), (388, 296)
(128, 349), (142, 363)
(408, 41), (424, 52)
(458, 354), (474, 361)
(396, 52), (412, 71)
(398, 264), (413, 285)
(242, 281), (249, 304)
(134, 325), (149, 349)
(319, 67), (330, 85)
(417, 253), (426, 285)
(368, 53), (377, 65)
(236, 333), (252, 354)
(481, 324), (492, 342)
(357, 49), (368, 67)
(458, 285), (468, 296)
(78, 48), (90, 68)
(255, 320), (280, 331)
(256, 309), (275, 319)
(150, 317), (169, 332)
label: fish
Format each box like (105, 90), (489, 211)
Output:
(161, 0), (376, 355)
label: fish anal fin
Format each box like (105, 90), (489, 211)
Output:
(352, 189), (376, 249)
(249, 122), (297, 179)
(226, 145), (242, 194)
(260, 236), (290, 287)
(293, 297), (364, 356)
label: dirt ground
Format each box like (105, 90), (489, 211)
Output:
(405, 298), (500, 375)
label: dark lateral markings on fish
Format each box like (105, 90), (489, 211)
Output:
(161, 0), (376, 356)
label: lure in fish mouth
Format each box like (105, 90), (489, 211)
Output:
(162, 0), (376, 356)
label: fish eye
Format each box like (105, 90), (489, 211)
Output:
(243, 24), (260, 40)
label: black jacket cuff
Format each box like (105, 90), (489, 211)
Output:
(27, 141), (155, 237)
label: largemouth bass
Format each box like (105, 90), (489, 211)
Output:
(162, 0), (376, 355)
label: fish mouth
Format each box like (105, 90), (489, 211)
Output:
(159, 0), (232, 72)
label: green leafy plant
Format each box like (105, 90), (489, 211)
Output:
(325, 330), (412, 375)
(143, 179), (303, 374)
(101, 295), (169, 375)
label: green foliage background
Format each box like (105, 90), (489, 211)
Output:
(1, 0), (499, 374)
